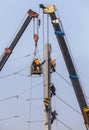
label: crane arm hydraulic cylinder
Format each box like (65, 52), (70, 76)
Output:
(0, 10), (38, 71)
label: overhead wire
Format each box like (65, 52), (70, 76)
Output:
(56, 95), (81, 115)
(0, 106), (44, 122)
(56, 70), (88, 105)
(56, 118), (72, 130)
(0, 65), (30, 79)
(0, 48), (44, 79)
(52, 46), (89, 81)
(17, 96), (43, 102)
(0, 81), (43, 102)
(1, 5), (88, 130)
(0, 95), (43, 102)
(0, 111), (29, 122)
(56, 71), (72, 86)
(27, 120), (44, 123)
(6, 48), (43, 62)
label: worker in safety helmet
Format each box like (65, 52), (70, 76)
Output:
(49, 83), (56, 97)
(51, 110), (58, 124)
(51, 59), (56, 73)
(33, 58), (41, 71)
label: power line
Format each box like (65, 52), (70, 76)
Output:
(0, 65), (30, 79)
(0, 95), (43, 102)
(56, 95), (81, 115)
(0, 81), (43, 102)
(16, 96), (43, 101)
(0, 95), (17, 102)
(57, 118), (72, 130)
(56, 71), (72, 86)
(8, 48), (43, 62)
(27, 120), (44, 123)
(0, 106), (44, 122)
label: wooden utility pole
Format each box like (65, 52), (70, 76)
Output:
(44, 43), (51, 130)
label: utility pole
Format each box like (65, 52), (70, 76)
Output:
(44, 43), (51, 130)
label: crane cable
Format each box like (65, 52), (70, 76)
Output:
(41, 10), (45, 98)
(47, 14), (49, 44)
(33, 17), (39, 57)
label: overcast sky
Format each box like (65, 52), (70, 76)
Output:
(0, 0), (89, 130)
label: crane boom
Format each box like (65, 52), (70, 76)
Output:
(0, 9), (38, 71)
(40, 4), (89, 129)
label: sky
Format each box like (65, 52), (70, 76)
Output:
(0, 0), (89, 130)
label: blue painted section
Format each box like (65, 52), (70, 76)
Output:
(70, 75), (78, 79)
(55, 31), (64, 35)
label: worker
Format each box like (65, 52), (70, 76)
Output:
(51, 59), (56, 73)
(51, 110), (58, 124)
(49, 83), (56, 97)
(32, 58), (41, 71)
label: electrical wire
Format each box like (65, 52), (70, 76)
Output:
(27, 120), (44, 123)
(56, 95), (81, 115)
(57, 118), (72, 130)
(0, 81), (43, 102)
(0, 48), (44, 79)
(56, 71), (88, 106)
(16, 96), (43, 101)
(0, 96), (43, 102)
(0, 106), (44, 122)
(0, 65), (30, 79)
(56, 71), (72, 86)
(0, 95), (17, 102)
(0, 111), (29, 122)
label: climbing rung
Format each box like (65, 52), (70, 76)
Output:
(55, 31), (64, 35)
